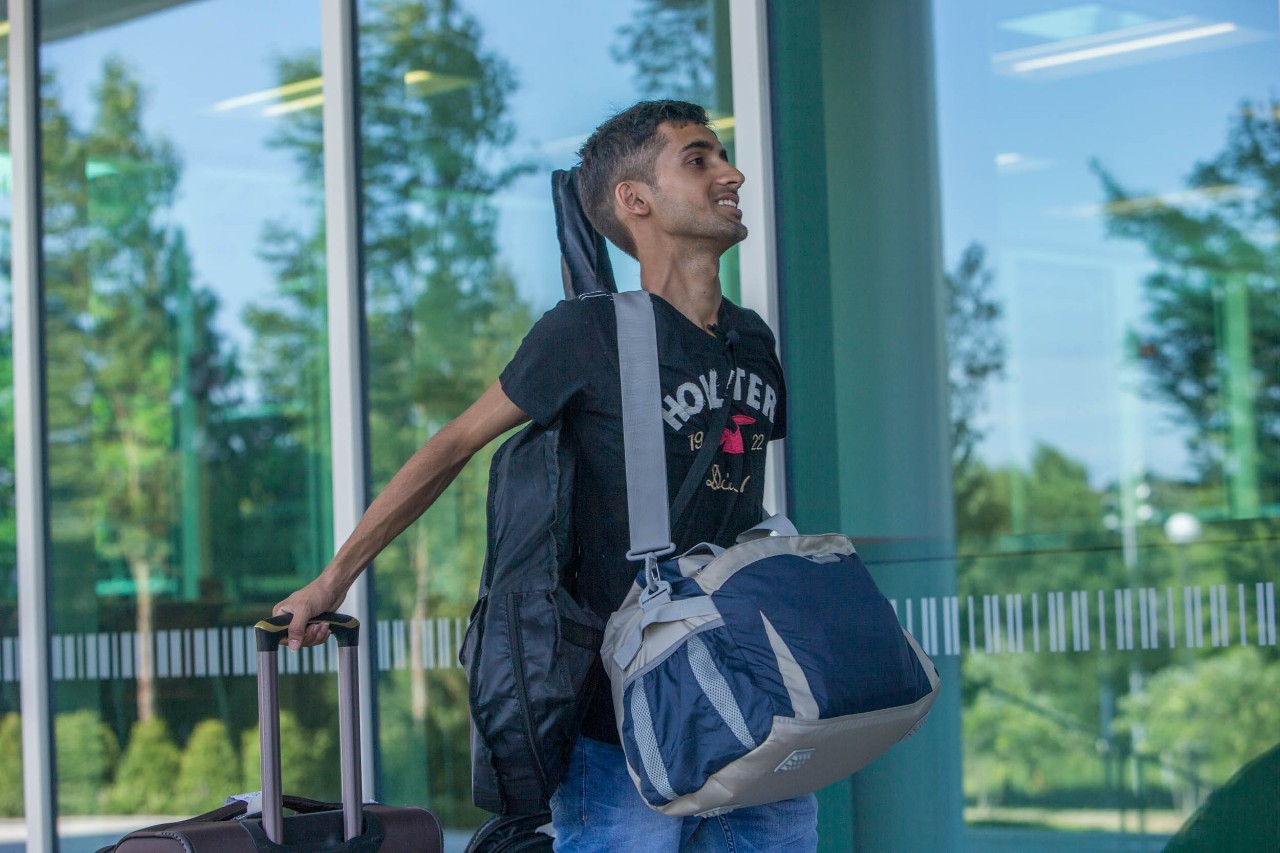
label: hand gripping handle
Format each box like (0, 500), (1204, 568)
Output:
(254, 611), (360, 650)
(254, 612), (363, 844)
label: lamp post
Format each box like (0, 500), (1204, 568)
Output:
(1163, 511), (1203, 813)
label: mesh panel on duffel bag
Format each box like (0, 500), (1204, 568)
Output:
(620, 624), (775, 808)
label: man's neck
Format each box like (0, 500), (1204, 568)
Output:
(638, 248), (724, 332)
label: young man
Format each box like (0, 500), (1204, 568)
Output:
(274, 100), (817, 852)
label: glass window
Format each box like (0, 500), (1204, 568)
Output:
(39, 2), (333, 846)
(773, 0), (1279, 849)
(932, 0), (1280, 847)
(350, 0), (735, 833)
(0, 6), (19, 828)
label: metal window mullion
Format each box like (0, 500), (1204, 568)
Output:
(11, 0), (58, 850)
(729, 0), (787, 517)
(321, 0), (377, 803)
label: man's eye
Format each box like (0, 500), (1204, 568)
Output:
(689, 157), (704, 166)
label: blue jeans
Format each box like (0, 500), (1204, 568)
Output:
(550, 736), (819, 852)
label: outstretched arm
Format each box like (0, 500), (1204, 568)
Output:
(273, 380), (528, 649)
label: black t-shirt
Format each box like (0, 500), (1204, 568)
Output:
(498, 290), (787, 742)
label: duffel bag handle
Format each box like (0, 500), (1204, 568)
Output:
(735, 514), (799, 543)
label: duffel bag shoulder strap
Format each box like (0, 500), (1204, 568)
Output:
(615, 290), (673, 565)
(614, 291), (734, 594)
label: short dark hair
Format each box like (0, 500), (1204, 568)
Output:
(576, 100), (711, 258)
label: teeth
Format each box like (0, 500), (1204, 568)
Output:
(718, 199), (738, 208)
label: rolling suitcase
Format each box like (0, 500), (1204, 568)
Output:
(99, 612), (443, 852)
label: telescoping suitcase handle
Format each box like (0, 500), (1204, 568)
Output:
(254, 612), (362, 845)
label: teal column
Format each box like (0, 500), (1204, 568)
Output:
(773, 1), (963, 850)
(771, 3), (848, 847)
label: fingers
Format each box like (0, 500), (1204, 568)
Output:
(272, 604), (336, 651)
(282, 606), (311, 652)
(302, 622), (331, 648)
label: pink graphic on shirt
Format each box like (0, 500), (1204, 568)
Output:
(720, 415), (758, 454)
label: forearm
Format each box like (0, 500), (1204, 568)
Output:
(316, 426), (475, 598)
(276, 381), (526, 645)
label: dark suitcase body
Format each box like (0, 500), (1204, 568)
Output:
(102, 796), (438, 852)
(100, 614), (443, 853)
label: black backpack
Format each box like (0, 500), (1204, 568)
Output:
(459, 169), (615, 818)
(459, 415), (604, 815)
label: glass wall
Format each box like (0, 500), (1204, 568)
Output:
(933, 1), (1280, 849)
(36, 2), (334, 847)
(775, 0), (1278, 850)
(352, 0), (737, 835)
(0, 5), (19, 834)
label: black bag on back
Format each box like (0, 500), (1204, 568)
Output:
(459, 168), (614, 816)
(460, 417), (604, 815)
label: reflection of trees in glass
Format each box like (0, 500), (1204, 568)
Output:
(33, 59), (233, 723)
(947, 244), (1005, 470)
(1116, 647), (1280, 811)
(1095, 101), (1280, 513)
(612, 0), (717, 106)
(247, 0), (534, 819)
(957, 102), (1280, 825)
(0, 40), (12, 606)
(946, 244), (1009, 539)
(963, 656), (1097, 810)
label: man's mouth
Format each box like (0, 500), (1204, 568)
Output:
(717, 197), (741, 215)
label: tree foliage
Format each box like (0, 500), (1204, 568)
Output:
(0, 714), (20, 817)
(245, 9), (536, 813)
(1095, 99), (1280, 502)
(612, 0), (717, 106)
(26, 57), (235, 723)
(1117, 648), (1280, 789)
(241, 709), (334, 802)
(109, 718), (181, 814)
(56, 710), (121, 816)
(946, 244), (1005, 473)
(175, 719), (242, 814)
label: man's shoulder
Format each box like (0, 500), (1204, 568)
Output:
(723, 299), (777, 346)
(529, 292), (615, 335)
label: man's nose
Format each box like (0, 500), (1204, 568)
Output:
(718, 163), (745, 188)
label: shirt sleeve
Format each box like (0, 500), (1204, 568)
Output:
(499, 299), (593, 427)
(742, 307), (788, 442)
(770, 354), (788, 441)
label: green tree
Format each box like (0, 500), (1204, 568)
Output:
(109, 718), (181, 814)
(243, 0), (535, 810)
(963, 656), (1098, 809)
(240, 710), (333, 800)
(175, 719), (242, 814)
(0, 713), (20, 817)
(1116, 648), (1280, 809)
(612, 0), (718, 107)
(945, 244), (1007, 539)
(30, 57), (234, 723)
(1095, 99), (1280, 510)
(56, 710), (121, 815)
(0, 45), (12, 595)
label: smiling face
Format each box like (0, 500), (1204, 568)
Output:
(643, 121), (748, 252)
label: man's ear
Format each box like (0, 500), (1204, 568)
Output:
(615, 180), (650, 219)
